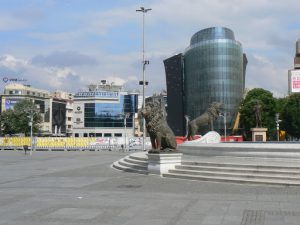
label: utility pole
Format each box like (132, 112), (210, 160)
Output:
(136, 6), (151, 151)
(124, 113), (130, 150)
(275, 113), (282, 142)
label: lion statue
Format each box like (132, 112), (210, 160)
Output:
(141, 100), (177, 153)
(185, 102), (224, 140)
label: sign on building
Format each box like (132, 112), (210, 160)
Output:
(291, 70), (300, 93)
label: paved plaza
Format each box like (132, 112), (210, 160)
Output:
(1, 150), (300, 225)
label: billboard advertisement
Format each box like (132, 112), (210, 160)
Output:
(5, 98), (20, 110)
(291, 70), (300, 93)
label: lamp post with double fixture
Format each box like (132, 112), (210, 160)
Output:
(136, 6), (151, 151)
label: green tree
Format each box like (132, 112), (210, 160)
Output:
(0, 99), (42, 136)
(0, 109), (18, 135)
(281, 93), (300, 139)
(275, 97), (288, 116)
(240, 88), (277, 140)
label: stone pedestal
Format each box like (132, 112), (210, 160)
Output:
(251, 128), (268, 142)
(147, 152), (182, 175)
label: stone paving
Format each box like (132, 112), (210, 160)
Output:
(1, 150), (300, 225)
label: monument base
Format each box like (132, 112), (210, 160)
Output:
(147, 152), (182, 175)
(251, 127), (268, 142)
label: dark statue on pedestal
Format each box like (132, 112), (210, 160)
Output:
(185, 102), (224, 140)
(254, 100), (262, 128)
(141, 101), (177, 153)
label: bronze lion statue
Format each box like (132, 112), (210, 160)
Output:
(185, 102), (224, 140)
(141, 101), (177, 153)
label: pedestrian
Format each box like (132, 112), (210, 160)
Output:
(23, 145), (28, 155)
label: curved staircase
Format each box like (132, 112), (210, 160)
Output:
(112, 152), (300, 186)
(112, 152), (148, 174)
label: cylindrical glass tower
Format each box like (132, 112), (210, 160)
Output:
(184, 27), (246, 134)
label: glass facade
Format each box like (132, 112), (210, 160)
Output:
(164, 54), (185, 136)
(84, 94), (138, 128)
(184, 27), (247, 133)
(52, 101), (66, 133)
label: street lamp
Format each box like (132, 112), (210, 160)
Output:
(219, 113), (227, 142)
(124, 113), (130, 150)
(26, 108), (38, 155)
(275, 113), (282, 142)
(136, 6), (151, 151)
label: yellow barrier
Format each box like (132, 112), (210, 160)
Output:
(0, 137), (97, 148)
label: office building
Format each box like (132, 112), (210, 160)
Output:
(163, 54), (185, 136)
(0, 83), (72, 136)
(1, 83), (52, 134)
(164, 27), (247, 135)
(72, 80), (138, 137)
(51, 91), (74, 136)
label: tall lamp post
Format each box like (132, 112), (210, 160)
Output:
(275, 113), (282, 142)
(26, 108), (38, 155)
(136, 6), (151, 151)
(124, 113), (130, 150)
(219, 113), (227, 142)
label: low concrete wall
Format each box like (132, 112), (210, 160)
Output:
(178, 143), (300, 159)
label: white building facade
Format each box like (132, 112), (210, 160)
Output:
(72, 81), (138, 138)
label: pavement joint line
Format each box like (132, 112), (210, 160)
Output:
(3, 151), (300, 225)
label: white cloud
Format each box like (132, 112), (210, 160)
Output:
(1, 0), (300, 97)
(0, 55), (28, 69)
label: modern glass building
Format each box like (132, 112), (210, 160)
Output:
(163, 54), (185, 136)
(84, 95), (137, 128)
(73, 81), (138, 137)
(164, 27), (247, 135)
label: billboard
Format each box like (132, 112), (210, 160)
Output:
(291, 70), (300, 93)
(5, 98), (20, 110)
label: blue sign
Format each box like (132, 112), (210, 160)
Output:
(5, 98), (20, 110)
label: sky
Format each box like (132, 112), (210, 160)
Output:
(0, 0), (300, 97)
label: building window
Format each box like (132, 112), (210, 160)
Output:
(104, 133), (112, 137)
(9, 91), (13, 94)
(27, 91), (30, 95)
(68, 117), (72, 121)
(75, 133), (79, 137)
(83, 133), (88, 137)
(67, 125), (72, 128)
(96, 133), (102, 137)
(114, 133), (122, 137)
(83, 94), (138, 128)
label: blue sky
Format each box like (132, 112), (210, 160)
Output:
(0, 0), (300, 96)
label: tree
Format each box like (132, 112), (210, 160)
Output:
(239, 88), (277, 140)
(281, 93), (300, 139)
(0, 99), (42, 136)
(0, 109), (18, 135)
(275, 97), (288, 116)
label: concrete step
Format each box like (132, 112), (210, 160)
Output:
(168, 168), (300, 181)
(182, 161), (300, 170)
(112, 152), (149, 175)
(176, 164), (300, 175)
(163, 172), (300, 186)
(129, 152), (148, 162)
(124, 156), (148, 166)
(118, 158), (147, 171)
(112, 161), (148, 175)
(113, 152), (300, 186)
